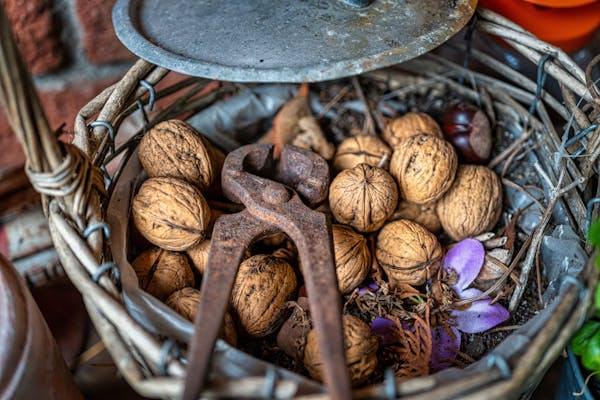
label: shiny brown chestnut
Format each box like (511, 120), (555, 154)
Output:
(442, 103), (492, 164)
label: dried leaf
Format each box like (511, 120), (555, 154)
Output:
(291, 116), (335, 159)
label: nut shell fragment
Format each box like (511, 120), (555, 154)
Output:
(230, 255), (297, 337)
(132, 177), (211, 251)
(390, 134), (457, 204)
(329, 164), (398, 232)
(376, 219), (442, 287)
(132, 248), (195, 300)
(437, 165), (503, 241)
(276, 297), (311, 360)
(303, 315), (378, 387)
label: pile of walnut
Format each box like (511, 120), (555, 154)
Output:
(129, 100), (501, 387)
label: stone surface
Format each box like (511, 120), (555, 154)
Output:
(2, 0), (65, 74)
(75, 0), (135, 64)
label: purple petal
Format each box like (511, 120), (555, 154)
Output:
(453, 288), (510, 334)
(442, 239), (485, 291)
(357, 282), (379, 295)
(430, 326), (461, 370)
(371, 317), (398, 345)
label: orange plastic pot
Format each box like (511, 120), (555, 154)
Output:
(480, 0), (600, 52)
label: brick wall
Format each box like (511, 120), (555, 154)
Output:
(0, 0), (136, 170)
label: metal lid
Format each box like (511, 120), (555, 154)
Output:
(113, 0), (476, 82)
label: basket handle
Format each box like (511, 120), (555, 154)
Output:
(0, 5), (62, 184)
(0, 5), (105, 231)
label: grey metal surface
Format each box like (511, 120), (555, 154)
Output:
(112, 0), (476, 82)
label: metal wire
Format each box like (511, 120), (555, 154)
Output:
(159, 339), (182, 376)
(91, 262), (122, 292)
(486, 354), (511, 379)
(529, 53), (554, 114)
(586, 197), (600, 234)
(88, 121), (116, 154)
(83, 222), (111, 239)
(384, 368), (397, 400)
(263, 367), (278, 399)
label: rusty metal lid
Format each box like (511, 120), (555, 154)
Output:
(112, 0), (476, 82)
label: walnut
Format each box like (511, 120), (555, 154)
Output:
(186, 240), (211, 275)
(383, 112), (443, 148)
(333, 136), (391, 171)
(132, 177), (211, 251)
(165, 287), (237, 346)
(276, 297), (311, 360)
(138, 119), (223, 190)
(303, 315), (378, 387)
(375, 219), (442, 287)
(392, 200), (441, 233)
(329, 164), (398, 232)
(436, 165), (503, 241)
(390, 134), (458, 204)
(230, 254), (297, 336)
(332, 224), (371, 294)
(132, 248), (195, 301)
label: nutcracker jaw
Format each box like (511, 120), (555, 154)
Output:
(183, 144), (352, 400)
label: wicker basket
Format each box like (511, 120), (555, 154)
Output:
(1, 5), (599, 399)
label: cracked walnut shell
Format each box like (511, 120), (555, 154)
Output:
(132, 177), (210, 251)
(230, 254), (297, 337)
(333, 135), (391, 171)
(390, 134), (457, 204)
(376, 219), (442, 287)
(383, 112), (443, 148)
(139, 119), (222, 190)
(436, 165), (502, 241)
(304, 315), (378, 387)
(332, 224), (371, 294)
(165, 287), (237, 346)
(132, 248), (195, 301)
(329, 164), (398, 233)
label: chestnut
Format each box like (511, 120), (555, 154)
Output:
(442, 103), (492, 164)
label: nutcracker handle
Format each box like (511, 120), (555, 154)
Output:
(182, 211), (275, 400)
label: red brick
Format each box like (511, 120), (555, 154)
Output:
(75, 0), (136, 65)
(2, 0), (66, 75)
(0, 75), (122, 169)
(0, 112), (25, 169)
(39, 75), (122, 133)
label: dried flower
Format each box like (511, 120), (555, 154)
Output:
(430, 239), (509, 370)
